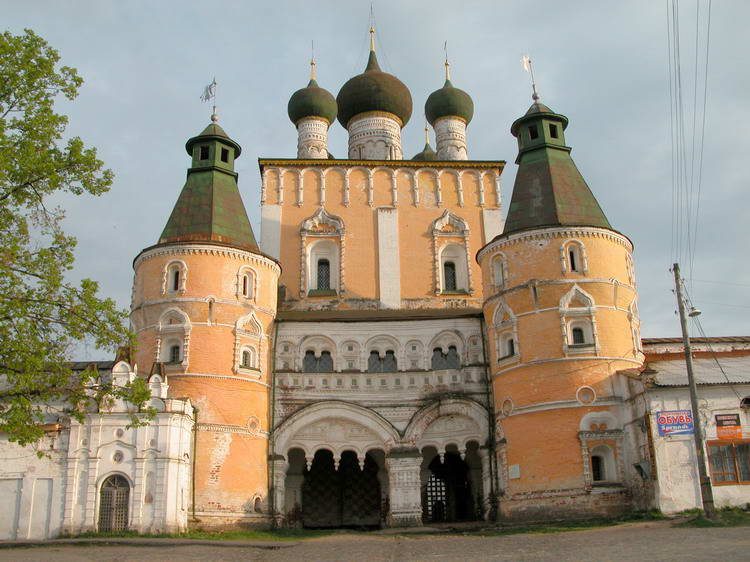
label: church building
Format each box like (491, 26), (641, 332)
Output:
(2, 28), (750, 539)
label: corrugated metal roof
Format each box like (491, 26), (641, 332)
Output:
(648, 356), (750, 386)
(643, 336), (750, 345)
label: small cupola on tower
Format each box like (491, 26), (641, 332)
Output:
(425, 57), (474, 160)
(287, 58), (338, 159)
(336, 27), (412, 160)
(503, 96), (611, 235)
(159, 120), (259, 251)
(411, 126), (438, 161)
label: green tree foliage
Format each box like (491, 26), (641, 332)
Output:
(0, 29), (151, 447)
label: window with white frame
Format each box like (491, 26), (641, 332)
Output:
(240, 347), (257, 369)
(168, 342), (181, 363)
(560, 285), (598, 354)
(491, 254), (507, 290)
(568, 319), (594, 347)
(163, 260), (187, 294)
(307, 240), (339, 294)
(157, 308), (190, 366)
(237, 267), (256, 299)
(590, 445), (616, 483)
(493, 300), (518, 362)
(440, 243), (468, 293)
(561, 240), (587, 274)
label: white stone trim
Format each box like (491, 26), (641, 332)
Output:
(477, 226), (633, 262)
(135, 244), (280, 275)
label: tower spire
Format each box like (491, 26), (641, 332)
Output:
(310, 41), (317, 82)
(444, 41), (450, 81)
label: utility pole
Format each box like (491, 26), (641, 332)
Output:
(673, 262), (715, 519)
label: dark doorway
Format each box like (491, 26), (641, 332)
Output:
(98, 474), (130, 532)
(302, 450), (381, 528)
(423, 452), (475, 522)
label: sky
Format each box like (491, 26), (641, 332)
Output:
(4, 0), (749, 359)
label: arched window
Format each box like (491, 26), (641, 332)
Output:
(242, 274), (250, 297)
(443, 262), (457, 291)
(303, 350), (317, 372)
(492, 255), (506, 289)
(383, 350), (397, 372)
(568, 247), (579, 272)
(318, 351), (333, 372)
(163, 261), (187, 295)
(317, 259), (331, 290)
(572, 327), (585, 345)
(431, 348), (447, 370)
(591, 455), (605, 481)
(241, 350), (252, 368)
(368, 351), (382, 373)
(446, 346), (460, 369)
(562, 241), (587, 274)
(431, 347), (460, 370)
(98, 475), (130, 532)
(169, 344), (181, 363)
(172, 269), (180, 291)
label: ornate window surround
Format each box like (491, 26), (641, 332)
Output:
(559, 284), (600, 355)
(299, 207), (345, 297)
(493, 300), (519, 365)
(233, 312), (263, 376)
(236, 266), (257, 300)
(431, 210), (472, 296)
(155, 307), (191, 367)
(162, 260), (188, 295)
(560, 238), (588, 274)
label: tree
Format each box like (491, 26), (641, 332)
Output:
(0, 29), (151, 448)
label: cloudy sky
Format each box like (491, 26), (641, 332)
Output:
(5, 1), (749, 358)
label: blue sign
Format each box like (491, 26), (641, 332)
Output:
(656, 410), (694, 436)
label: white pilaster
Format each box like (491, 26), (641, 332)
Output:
(385, 453), (422, 527)
(377, 208), (401, 309)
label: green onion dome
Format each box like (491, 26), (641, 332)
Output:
(336, 51), (413, 129)
(412, 140), (437, 161)
(425, 79), (474, 126)
(288, 78), (338, 126)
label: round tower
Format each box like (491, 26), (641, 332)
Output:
(425, 60), (474, 160)
(477, 100), (643, 520)
(336, 27), (412, 160)
(131, 121), (280, 526)
(287, 58), (337, 159)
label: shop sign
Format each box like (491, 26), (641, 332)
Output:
(715, 413), (742, 440)
(656, 410), (694, 436)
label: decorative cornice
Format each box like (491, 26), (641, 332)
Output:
(134, 243), (281, 274)
(196, 422), (268, 438)
(259, 158), (504, 172)
(477, 226), (633, 263)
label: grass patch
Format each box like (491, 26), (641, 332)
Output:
(677, 506), (750, 528)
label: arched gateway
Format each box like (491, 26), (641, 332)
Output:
(271, 399), (492, 527)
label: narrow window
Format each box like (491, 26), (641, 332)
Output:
(220, 147), (229, 163)
(431, 348), (446, 370)
(494, 259), (505, 287)
(507, 338), (515, 357)
(549, 123), (559, 139)
(572, 327), (585, 345)
(172, 269), (180, 292)
(241, 350), (251, 368)
(569, 248), (578, 272)
(591, 455), (604, 481)
(169, 345), (180, 363)
(317, 259), (331, 291)
(207, 299), (214, 325)
(242, 274), (250, 297)
(443, 261), (457, 291)
(528, 125), (539, 140)
(446, 346), (460, 369)
(199, 145), (209, 160)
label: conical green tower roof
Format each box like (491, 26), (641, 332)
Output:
(502, 101), (611, 235)
(158, 121), (259, 251)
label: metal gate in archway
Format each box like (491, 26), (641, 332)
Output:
(302, 450), (381, 528)
(98, 474), (130, 532)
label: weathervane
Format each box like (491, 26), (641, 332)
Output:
(200, 77), (218, 122)
(521, 55), (540, 101)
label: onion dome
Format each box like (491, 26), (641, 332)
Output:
(336, 34), (412, 129)
(287, 61), (338, 126)
(425, 62), (474, 125)
(412, 126), (438, 161)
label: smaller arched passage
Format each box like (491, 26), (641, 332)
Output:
(98, 474), (131, 532)
(420, 443), (482, 523)
(404, 399), (489, 447)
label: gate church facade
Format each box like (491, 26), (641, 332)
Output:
(129, 30), (648, 528)
(0, 29), (661, 537)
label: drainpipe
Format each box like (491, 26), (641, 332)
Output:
(268, 319), (280, 526)
(479, 314), (498, 519)
(191, 406), (199, 523)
